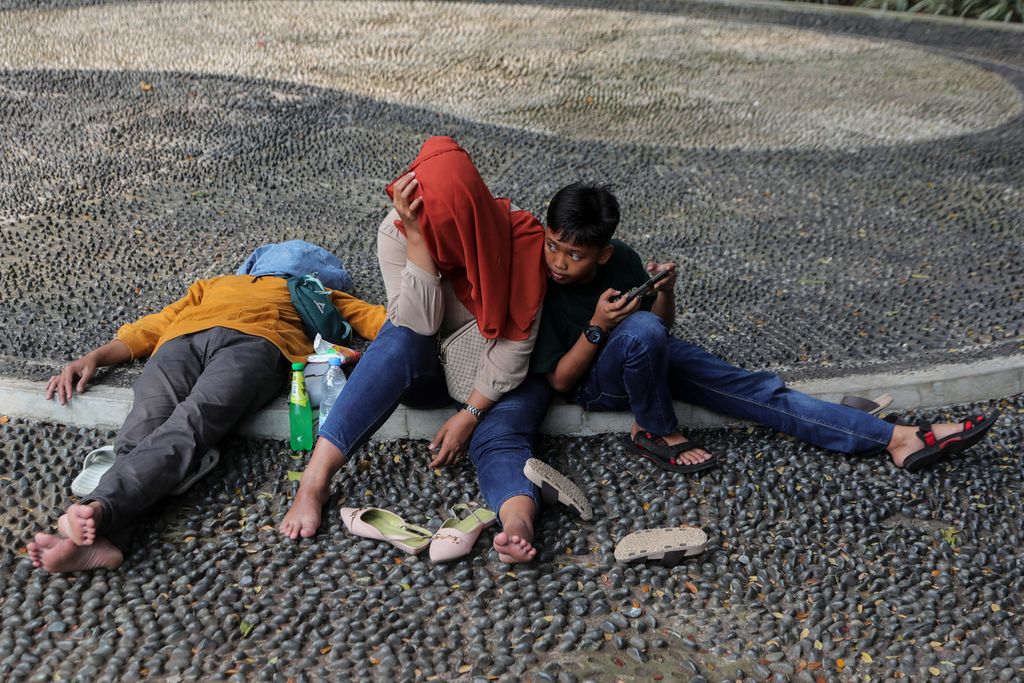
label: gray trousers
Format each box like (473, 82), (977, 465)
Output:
(87, 327), (289, 550)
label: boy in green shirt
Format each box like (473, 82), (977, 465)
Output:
(531, 183), (998, 472)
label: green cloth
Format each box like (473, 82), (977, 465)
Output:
(530, 239), (652, 374)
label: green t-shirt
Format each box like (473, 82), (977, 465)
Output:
(530, 239), (652, 374)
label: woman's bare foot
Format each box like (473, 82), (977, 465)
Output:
(27, 532), (122, 573)
(493, 496), (537, 563)
(493, 516), (537, 564)
(279, 481), (330, 539)
(631, 423), (712, 466)
(279, 438), (348, 540)
(56, 502), (102, 545)
(888, 422), (971, 468)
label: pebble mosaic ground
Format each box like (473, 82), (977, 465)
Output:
(1, 397), (1022, 682)
(0, 0), (1021, 386)
(0, 1), (1022, 682)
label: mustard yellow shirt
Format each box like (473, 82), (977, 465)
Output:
(116, 275), (387, 364)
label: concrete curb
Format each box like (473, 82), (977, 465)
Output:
(2, 355), (1021, 442)
(682, 0), (1024, 32)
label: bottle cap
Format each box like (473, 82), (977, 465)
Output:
(328, 356), (343, 366)
(291, 362), (305, 370)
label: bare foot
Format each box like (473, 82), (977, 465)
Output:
(888, 422), (971, 468)
(279, 480), (330, 539)
(29, 532), (122, 573)
(27, 532), (60, 568)
(631, 424), (713, 466)
(493, 517), (537, 564)
(57, 503), (101, 546)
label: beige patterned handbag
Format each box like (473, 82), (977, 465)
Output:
(438, 319), (488, 403)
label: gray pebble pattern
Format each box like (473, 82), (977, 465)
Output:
(1, 396), (1020, 681)
(1, 2), (1023, 680)
(0, 1), (1021, 388)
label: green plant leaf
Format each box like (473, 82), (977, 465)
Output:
(240, 620), (254, 637)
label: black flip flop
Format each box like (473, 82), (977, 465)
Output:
(625, 432), (718, 473)
(902, 409), (1001, 472)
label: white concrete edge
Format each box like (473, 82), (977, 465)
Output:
(674, 0), (1024, 32)
(2, 355), (1021, 442)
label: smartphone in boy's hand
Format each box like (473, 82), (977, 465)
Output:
(610, 268), (671, 303)
(646, 261), (678, 293)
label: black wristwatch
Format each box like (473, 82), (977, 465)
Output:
(584, 324), (607, 345)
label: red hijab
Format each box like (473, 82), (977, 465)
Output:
(385, 136), (546, 341)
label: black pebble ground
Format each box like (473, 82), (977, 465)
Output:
(0, 0), (1021, 681)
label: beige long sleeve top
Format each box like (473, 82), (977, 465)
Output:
(376, 210), (539, 401)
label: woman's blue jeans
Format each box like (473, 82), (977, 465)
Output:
(575, 312), (894, 454)
(318, 321), (550, 514)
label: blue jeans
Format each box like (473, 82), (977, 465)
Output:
(468, 374), (550, 514)
(575, 312), (894, 455)
(318, 321), (549, 514)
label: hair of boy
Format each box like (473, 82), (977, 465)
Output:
(546, 183), (620, 246)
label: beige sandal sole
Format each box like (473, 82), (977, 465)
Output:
(614, 527), (708, 566)
(841, 393), (894, 416)
(523, 458), (593, 521)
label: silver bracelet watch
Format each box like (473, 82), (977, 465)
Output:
(462, 403), (487, 421)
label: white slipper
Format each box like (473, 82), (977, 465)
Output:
(70, 445), (220, 497)
(70, 445), (116, 497)
(523, 458), (593, 520)
(614, 527), (708, 566)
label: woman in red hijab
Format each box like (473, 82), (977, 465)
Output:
(281, 137), (557, 563)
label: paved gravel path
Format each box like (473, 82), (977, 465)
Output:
(2, 396), (1021, 681)
(0, 1), (1022, 681)
(0, 0), (1021, 386)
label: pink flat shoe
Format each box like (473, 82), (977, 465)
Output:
(429, 503), (497, 563)
(340, 507), (434, 554)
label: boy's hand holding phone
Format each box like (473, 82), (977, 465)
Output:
(591, 288), (641, 331)
(646, 261), (677, 294)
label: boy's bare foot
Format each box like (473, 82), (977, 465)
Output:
(279, 481), (330, 539)
(888, 422), (972, 468)
(493, 517), (537, 564)
(28, 532), (123, 573)
(56, 502), (101, 546)
(631, 424), (712, 466)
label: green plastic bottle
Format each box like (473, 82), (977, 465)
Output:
(289, 362), (314, 451)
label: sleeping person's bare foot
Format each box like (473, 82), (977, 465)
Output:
(56, 502), (102, 546)
(28, 532), (123, 573)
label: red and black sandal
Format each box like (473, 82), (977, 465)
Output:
(902, 409), (1001, 472)
(625, 431), (718, 474)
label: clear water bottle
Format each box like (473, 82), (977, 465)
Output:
(319, 356), (346, 430)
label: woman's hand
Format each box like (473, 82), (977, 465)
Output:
(428, 410), (478, 468)
(392, 172), (424, 235)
